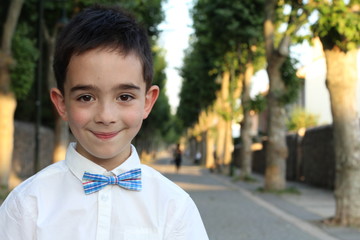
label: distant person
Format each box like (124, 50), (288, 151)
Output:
(0, 5), (208, 240)
(195, 151), (202, 165)
(174, 143), (182, 173)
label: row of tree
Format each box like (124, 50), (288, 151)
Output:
(177, 0), (360, 227)
(0, 0), (176, 187)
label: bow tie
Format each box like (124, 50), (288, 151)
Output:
(82, 168), (142, 194)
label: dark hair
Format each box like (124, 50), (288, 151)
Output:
(53, 5), (153, 93)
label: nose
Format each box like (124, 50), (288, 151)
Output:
(95, 101), (117, 125)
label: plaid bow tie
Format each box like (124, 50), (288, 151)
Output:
(82, 168), (142, 194)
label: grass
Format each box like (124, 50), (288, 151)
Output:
(257, 186), (301, 195)
(232, 175), (258, 183)
(0, 185), (10, 202)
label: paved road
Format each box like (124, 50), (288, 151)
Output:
(151, 157), (352, 240)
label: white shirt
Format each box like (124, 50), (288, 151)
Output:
(0, 143), (209, 240)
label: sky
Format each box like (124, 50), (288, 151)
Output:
(158, 0), (194, 113)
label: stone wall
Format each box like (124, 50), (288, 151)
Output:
(301, 125), (335, 189)
(12, 121), (54, 180)
(233, 124), (336, 190)
(251, 140), (266, 174)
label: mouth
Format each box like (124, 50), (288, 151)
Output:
(92, 131), (119, 140)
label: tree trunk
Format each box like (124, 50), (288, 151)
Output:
(324, 48), (360, 227)
(240, 63), (254, 178)
(205, 130), (215, 169)
(44, 25), (70, 163)
(213, 71), (230, 172)
(263, 0), (289, 191)
(215, 72), (230, 170)
(264, 56), (288, 191)
(216, 117), (226, 169)
(0, 0), (24, 187)
(53, 116), (69, 162)
(188, 137), (197, 163)
(194, 110), (216, 168)
(215, 71), (235, 172)
(223, 119), (232, 166)
(0, 93), (16, 186)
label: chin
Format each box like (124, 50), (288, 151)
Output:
(90, 145), (129, 160)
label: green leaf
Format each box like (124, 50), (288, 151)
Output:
(10, 23), (39, 100)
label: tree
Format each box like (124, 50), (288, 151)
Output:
(312, 0), (360, 227)
(42, 1), (71, 163)
(135, 46), (173, 155)
(0, 0), (25, 187)
(179, 0), (265, 171)
(200, 0), (265, 175)
(177, 42), (219, 130)
(263, 0), (312, 190)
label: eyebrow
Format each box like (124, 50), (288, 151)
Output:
(70, 83), (141, 93)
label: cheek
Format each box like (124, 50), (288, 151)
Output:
(122, 109), (144, 127)
(67, 107), (90, 128)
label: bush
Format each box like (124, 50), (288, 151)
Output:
(287, 108), (319, 131)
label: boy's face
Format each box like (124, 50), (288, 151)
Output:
(50, 48), (159, 170)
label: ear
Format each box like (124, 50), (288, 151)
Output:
(50, 88), (68, 121)
(143, 85), (160, 119)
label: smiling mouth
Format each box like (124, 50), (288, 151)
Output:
(92, 131), (119, 140)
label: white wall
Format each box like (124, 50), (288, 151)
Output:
(303, 38), (360, 125)
(304, 58), (332, 125)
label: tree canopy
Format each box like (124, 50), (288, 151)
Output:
(312, 0), (360, 51)
(177, 0), (265, 130)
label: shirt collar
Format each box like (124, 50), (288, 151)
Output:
(66, 142), (141, 181)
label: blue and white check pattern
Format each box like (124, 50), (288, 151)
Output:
(82, 168), (142, 194)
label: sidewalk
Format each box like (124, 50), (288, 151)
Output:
(215, 171), (360, 240)
(151, 155), (360, 240)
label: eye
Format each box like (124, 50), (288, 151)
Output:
(118, 94), (134, 102)
(77, 95), (94, 102)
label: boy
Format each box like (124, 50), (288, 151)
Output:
(0, 5), (209, 240)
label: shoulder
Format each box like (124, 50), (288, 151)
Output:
(140, 164), (189, 199)
(140, 165), (208, 239)
(0, 162), (68, 237)
(4, 161), (68, 205)
(140, 164), (198, 219)
(17, 161), (67, 190)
